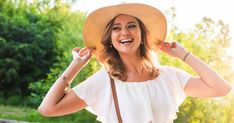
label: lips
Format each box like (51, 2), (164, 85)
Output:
(119, 38), (133, 44)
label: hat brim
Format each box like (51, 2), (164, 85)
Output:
(83, 3), (167, 58)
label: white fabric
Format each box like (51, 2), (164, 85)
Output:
(72, 65), (192, 123)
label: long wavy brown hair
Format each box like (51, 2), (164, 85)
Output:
(99, 15), (159, 81)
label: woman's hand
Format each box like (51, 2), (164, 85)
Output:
(160, 41), (188, 60)
(38, 47), (92, 116)
(72, 47), (93, 66)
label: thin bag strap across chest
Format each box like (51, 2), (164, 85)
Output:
(109, 75), (123, 123)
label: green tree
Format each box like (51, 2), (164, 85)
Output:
(28, 0), (100, 107)
(0, 0), (63, 97)
(162, 8), (234, 122)
(27, 1), (100, 121)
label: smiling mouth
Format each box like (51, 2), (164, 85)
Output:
(119, 38), (133, 44)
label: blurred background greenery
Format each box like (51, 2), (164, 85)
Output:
(0, 0), (233, 122)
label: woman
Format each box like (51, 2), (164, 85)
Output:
(38, 3), (231, 123)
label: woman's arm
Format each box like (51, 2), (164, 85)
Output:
(160, 42), (232, 97)
(38, 47), (93, 116)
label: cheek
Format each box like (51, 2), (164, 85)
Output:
(137, 30), (141, 39)
(111, 33), (119, 43)
(112, 40), (119, 49)
(134, 32), (141, 45)
(110, 33), (118, 48)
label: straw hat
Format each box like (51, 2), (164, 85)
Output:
(83, 3), (167, 58)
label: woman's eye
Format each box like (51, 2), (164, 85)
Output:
(128, 24), (136, 28)
(112, 26), (121, 31)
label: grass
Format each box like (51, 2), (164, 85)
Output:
(0, 105), (100, 123)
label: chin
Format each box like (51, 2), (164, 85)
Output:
(117, 49), (139, 55)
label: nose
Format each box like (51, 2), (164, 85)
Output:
(121, 28), (130, 36)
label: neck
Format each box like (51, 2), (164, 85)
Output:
(119, 52), (144, 73)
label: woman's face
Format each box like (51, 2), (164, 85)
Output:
(111, 14), (141, 55)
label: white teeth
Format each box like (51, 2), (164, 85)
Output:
(120, 39), (133, 43)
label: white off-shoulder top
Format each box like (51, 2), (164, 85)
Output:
(72, 65), (192, 123)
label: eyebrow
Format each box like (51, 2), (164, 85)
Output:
(113, 21), (137, 26)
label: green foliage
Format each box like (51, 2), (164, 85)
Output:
(160, 12), (234, 122)
(29, 58), (101, 106)
(0, 0), (63, 97)
(1, 1), (234, 122)
(26, 4), (101, 123)
(27, 0), (101, 107)
(1, 1), (101, 121)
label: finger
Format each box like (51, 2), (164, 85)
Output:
(89, 48), (95, 54)
(80, 47), (89, 52)
(84, 48), (93, 57)
(160, 43), (174, 53)
(171, 42), (176, 48)
(87, 49), (93, 58)
(72, 47), (81, 52)
(72, 48), (81, 58)
(161, 42), (171, 49)
(89, 47), (96, 51)
(160, 46), (166, 51)
(79, 47), (89, 54)
(88, 47), (96, 55)
(75, 47), (87, 56)
(83, 49), (89, 56)
(82, 50), (92, 61)
(160, 44), (169, 51)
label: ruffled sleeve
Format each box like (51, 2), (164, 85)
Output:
(72, 68), (113, 122)
(161, 66), (192, 107)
